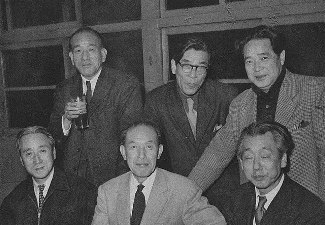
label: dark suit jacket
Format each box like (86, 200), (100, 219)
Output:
(49, 65), (143, 186)
(224, 175), (325, 225)
(0, 168), (97, 225)
(92, 168), (226, 225)
(189, 70), (325, 200)
(144, 79), (239, 206)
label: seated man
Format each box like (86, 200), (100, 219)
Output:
(0, 126), (97, 225)
(92, 121), (226, 225)
(224, 121), (325, 225)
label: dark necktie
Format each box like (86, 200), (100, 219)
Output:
(186, 98), (197, 138)
(255, 195), (267, 225)
(86, 81), (92, 105)
(38, 184), (45, 210)
(131, 184), (145, 225)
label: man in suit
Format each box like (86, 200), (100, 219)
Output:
(48, 27), (143, 186)
(144, 37), (239, 208)
(0, 126), (97, 225)
(92, 121), (226, 225)
(188, 25), (325, 201)
(224, 121), (325, 225)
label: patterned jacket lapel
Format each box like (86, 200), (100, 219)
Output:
(275, 70), (300, 127)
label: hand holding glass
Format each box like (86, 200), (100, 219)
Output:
(70, 96), (89, 130)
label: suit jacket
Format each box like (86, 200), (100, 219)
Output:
(49, 65), (143, 186)
(188, 70), (325, 201)
(144, 79), (239, 206)
(91, 168), (226, 225)
(224, 175), (325, 225)
(0, 168), (97, 225)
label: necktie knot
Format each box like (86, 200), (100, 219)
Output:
(137, 184), (144, 192)
(255, 195), (267, 225)
(38, 184), (45, 193)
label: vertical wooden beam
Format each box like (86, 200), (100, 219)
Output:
(141, 0), (163, 92)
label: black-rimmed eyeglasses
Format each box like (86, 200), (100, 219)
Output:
(178, 61), (208, 75)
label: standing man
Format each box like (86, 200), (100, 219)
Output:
(49, 27), (143, 186)
(92, 121), (226, 225)
(0, 126), (97, 225)
(224, 121), (325, 225)
(144, 37), (239, 207)
(188, 25), (325, 201)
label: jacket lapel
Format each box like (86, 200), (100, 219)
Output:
(261, 176), (295, 225)
(141, 169), (169, 225)
(195, 88), (215, 146)
(275, 71), (299, 127)
(166, 83), (196, 144)
(117, 172), (132, 225)
(87, 66), (113, 117)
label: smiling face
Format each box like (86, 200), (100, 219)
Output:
(120, 125), (163, 183)
(239, 132), (287, 195)
(69, 31), (107, 80)
(244, 38), (285, 92)
(19, 133), (56, 184)
(171, 49), (209, 96)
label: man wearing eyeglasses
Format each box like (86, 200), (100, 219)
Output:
(144, 37), (238, 210)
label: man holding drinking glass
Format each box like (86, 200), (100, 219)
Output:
(49, 27), (143, 187)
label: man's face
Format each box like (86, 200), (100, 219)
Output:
(69, 31), (107, 79)
(239, 132), (286, 195)
(120, 125), (163, 183)
(171, 49), (209, 96)
(19, 133), (56, 184)
(243, 38), (285, 92)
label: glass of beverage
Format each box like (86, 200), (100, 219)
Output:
(73, 96), (89, 130)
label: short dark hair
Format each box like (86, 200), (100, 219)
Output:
(69, 26), (104, 51)
(16, 126), (55, 154)
(237, 121), (294, 160)
(236, 25), (286, 56)
(120, 120), (162, 146)
(172, 37), (210, 63)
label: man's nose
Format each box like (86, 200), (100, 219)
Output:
(253, 157), (261, 170)
(254, 61), (262, 72)
(138, 147), (146, 159)
(188, 67), (198, 78)
(33, 154), (42, 164)
(81, 50), (90, 60)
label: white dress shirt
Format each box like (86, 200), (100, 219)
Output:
(32, 168), (54, 206)
(129, 169), (157, 216)
(253, 174), (284, 225)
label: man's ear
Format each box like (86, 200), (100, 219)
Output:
(157, 144), (163, 159)
(281, 153), (287, 168)
(171, 59), (177, 75)
(120, 145), (127, 160)
(53, 147), (56, 160)
(101, 48), (107, 63)
(280, 50), (285, 65)
(69, 52), (75, 66)
(238, 157), (244, 170)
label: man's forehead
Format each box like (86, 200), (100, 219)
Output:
(125, 125), (158, 141)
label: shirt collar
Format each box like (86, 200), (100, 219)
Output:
(255, 173), (284, 210)
(33, 167), (54, 199)
(81, 68), (102, 94)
